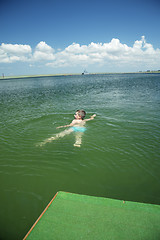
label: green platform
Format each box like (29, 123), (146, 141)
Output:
(24, 191), (160, 240)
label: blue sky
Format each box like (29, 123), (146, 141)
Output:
(0, 0), (160, 76)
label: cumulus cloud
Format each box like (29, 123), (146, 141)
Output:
(32, 41), (55, 61)
(47, 36), (160, 69)
(35, 41), (53, 52)
(1, 43), (31, 54)
(0, 43), (32, 63)
(0, 41), (55, 63)
(0, 37), (160, 71)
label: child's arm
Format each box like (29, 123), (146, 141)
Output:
(84, 114), (96, 122)
(56, 124), (71, 129)
(56, 120), (76, 129)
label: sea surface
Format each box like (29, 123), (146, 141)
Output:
(0, 73), (160, 239)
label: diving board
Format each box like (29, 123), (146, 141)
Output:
(24, 191), (160, 240)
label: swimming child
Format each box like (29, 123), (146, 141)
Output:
(39, 110), (96, 147)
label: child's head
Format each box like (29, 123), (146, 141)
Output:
(75, 110), (86, 120)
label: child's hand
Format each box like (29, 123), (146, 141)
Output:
(91, 114), (96, 119)
(56, 126), (62, 129)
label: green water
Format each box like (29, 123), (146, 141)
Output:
(0, 73), (160, 240)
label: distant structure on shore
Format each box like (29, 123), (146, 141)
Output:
(82, 69), (89, 75)
(139, 70), (160, 73)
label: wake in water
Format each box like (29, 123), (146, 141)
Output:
(37, 110), (96, 147)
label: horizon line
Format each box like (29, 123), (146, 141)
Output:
(0, 70), (160, 80)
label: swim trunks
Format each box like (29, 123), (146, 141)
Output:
(71, 126), (86, 132)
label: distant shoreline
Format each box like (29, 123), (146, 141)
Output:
(0, 71), (160, 80)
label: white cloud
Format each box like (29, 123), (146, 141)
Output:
(48, 36), (160, 68)
(0, 37), (160, 72)
(0, 43), (32, 63)
(32, 41), (55, 61)
(33, 50), (55, 61)
(35, 41), (53, 52)
(1, 43), (32, 55)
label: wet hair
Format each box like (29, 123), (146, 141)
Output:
(76, 110), (86, 120)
